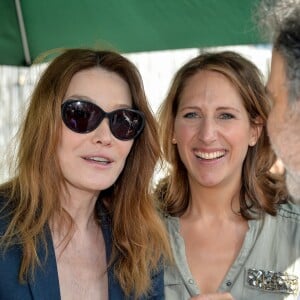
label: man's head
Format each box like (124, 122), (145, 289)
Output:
(258, 0), (300, 200)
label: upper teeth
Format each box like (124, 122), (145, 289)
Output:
(88, 157), (110, 163)
(195, 151), (225, 160)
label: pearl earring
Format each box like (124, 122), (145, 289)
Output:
(172, 138), (177, 144)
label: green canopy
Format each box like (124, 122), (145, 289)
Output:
(0, 0), (263, 66)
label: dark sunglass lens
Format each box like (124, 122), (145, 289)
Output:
(110, 110), (144, 140)
(62, 101), (103, 133)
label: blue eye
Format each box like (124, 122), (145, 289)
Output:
(219, 113), (234, 119)
(183, 112), (199, 119)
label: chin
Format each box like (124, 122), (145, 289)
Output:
(82, 179), (117, 193)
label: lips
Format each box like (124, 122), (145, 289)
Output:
(194, 150), (226, 160)
(83, 156), (113, 165)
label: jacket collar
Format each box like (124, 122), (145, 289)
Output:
(28, 227), (61, 299)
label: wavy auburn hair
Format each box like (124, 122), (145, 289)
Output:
(156, 51), (287, 218)
(0, 49), (171, 297)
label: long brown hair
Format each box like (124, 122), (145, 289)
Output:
(156, 51), (287, 218)
(0, 49), (171, 297)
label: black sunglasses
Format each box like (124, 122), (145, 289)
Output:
(61, 99), (145, 140)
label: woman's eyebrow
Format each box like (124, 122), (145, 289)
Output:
(216, 106), (241, 113)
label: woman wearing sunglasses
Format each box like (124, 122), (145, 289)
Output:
(0, 49), (171, 299)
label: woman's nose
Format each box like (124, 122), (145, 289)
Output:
(197, 117), (217, 144)
(91, 118), (113, 145)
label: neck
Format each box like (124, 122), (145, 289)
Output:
(184, 181), (241, 221)
(54, 184), (100, 233)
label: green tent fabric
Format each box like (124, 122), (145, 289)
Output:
(0, 0), (263, 66)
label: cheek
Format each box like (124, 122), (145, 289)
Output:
(118, 140), (134, 163)
(224, 126), (253, 157)
(56, 129), (84, 165)
(173, 124), (198, 164)
(267, 101), (286, 137)
(174, 122), (195, 142)
(267, 109), (276, 137)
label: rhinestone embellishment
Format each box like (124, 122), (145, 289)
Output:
(246, 268), (298, 294)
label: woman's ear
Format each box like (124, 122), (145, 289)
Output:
(249, 117), (263, 146)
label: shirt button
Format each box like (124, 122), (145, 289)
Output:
(226, 281), (232, 287)
(188, 279), (194, 284)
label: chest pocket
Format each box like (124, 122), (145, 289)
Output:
(164, 264), (190, 300)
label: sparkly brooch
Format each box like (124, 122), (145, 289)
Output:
(246, 268), (298, 294)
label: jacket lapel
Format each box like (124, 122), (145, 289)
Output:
(28, 228), (61, 300)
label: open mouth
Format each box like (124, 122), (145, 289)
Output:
(195, 150), (226, 160)
(84, 156), (112, 165)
